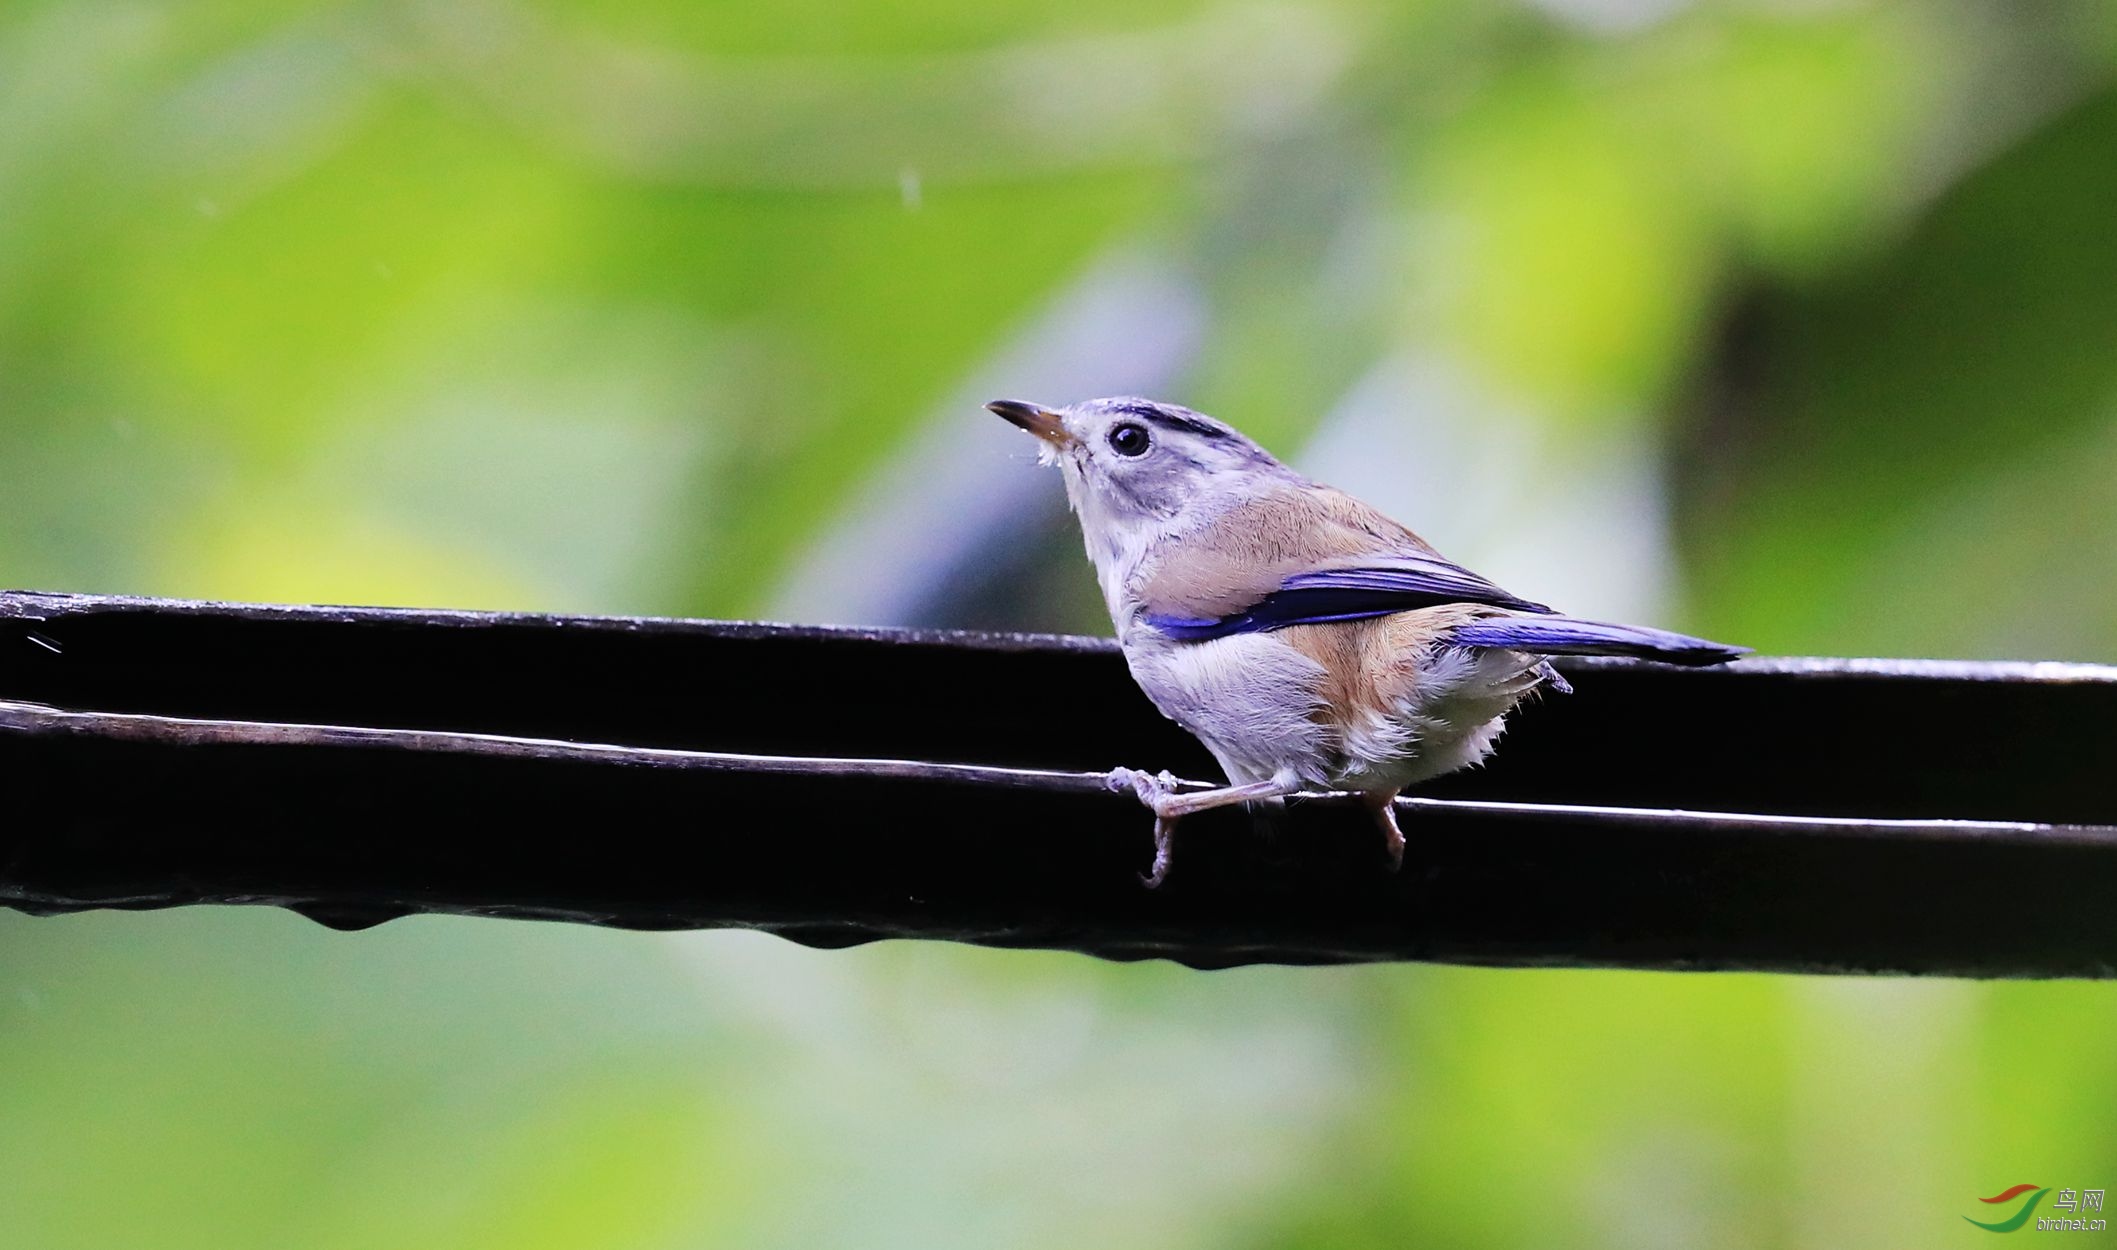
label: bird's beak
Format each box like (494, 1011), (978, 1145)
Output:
(986, 399), (1077, 448)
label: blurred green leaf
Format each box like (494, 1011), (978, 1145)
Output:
(1681, 85), (2117, 658)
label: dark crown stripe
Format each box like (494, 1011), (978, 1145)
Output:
(1114, 401), (1229, 440)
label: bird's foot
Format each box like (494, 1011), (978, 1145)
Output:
(1105, 767), (1185, 887)
(1105, 766), (1181, 808)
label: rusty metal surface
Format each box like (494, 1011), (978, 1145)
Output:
(4, 590), (2115, 975)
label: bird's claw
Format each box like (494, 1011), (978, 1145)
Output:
(1106, 767), (1184, 887)
(1140, 815), (1176, 889)
(1365, 793), (1407, 873)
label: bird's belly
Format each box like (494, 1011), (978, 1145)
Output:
(1123, 633), (1337, 788)
(1126, 628), (1542, 794)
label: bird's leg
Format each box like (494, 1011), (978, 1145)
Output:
(1104, 769), (1298, 888)
(1362, 790), (1406, 872)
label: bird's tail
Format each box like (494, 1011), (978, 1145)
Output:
(1451, 615), (1747, 667)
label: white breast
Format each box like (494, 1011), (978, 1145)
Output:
(1119, 631), (1337, 789)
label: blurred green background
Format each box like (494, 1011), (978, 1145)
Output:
(5, 1), (2116, 1246)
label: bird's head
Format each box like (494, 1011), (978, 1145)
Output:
(986, 397), (1285, 566)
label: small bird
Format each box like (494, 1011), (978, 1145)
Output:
(989, 396), (1747, 886)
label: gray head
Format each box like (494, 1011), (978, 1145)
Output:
(988, 395), (1283, 516)
(987, 395), (1291, 596)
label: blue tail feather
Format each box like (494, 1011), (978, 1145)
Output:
(1452, 616), (1747, 667)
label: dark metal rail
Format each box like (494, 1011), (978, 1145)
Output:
(3, 590), (2113, 975)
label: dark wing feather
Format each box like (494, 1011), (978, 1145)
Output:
(1144, 555), (1552, 641)
(1450, 616), (1747, 665)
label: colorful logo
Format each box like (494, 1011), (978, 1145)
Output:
(1966, 1185), (2048, 1233)
(1966, 1184), (2109, 1233)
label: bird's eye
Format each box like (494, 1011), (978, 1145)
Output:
(1107, 423), (1151, 457)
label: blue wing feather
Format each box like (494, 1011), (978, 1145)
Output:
(1143, 557), (1551, 641)
(1278, 564), (1548, 611)
(1451, 617), (1747, 666)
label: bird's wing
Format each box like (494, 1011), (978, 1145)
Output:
(1135, 483), (1552, 641)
